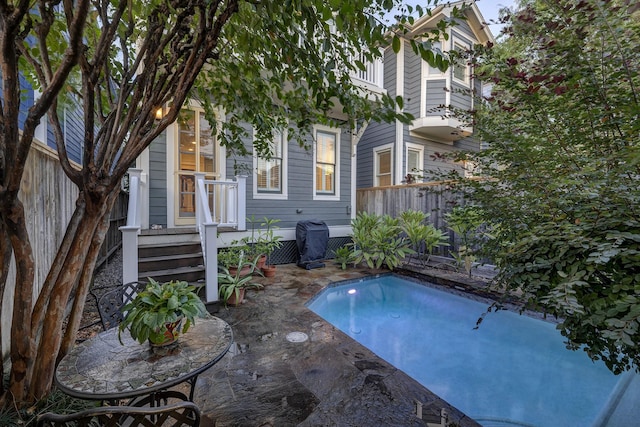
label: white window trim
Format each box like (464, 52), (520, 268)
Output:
(169, 104), (225, 227)
(374, 143), (394, 187)
(252, 128), (288, 200)
(452, 37), (471, 87)
(313, 124), (340, 201)
(420, 38), (447, 118)
(406, 142), (424, 182)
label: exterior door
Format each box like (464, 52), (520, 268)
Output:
(175, 109), (219, 225)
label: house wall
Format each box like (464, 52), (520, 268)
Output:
(148, 132), (168, 227)
(356, 46), (398, 189)
(228, 123), (353, 230)
(358, 20), (485, 189)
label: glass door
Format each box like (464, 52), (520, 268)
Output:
(176, 109), (218, 224)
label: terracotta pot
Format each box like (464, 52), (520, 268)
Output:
(262, 264), (277, 278)
(226, 288), (245, 306)
(228, 265), (252, 277)
(149, 317), (183, 347)
(256, 255), (267, 270)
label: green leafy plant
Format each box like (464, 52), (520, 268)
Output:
(118, 279), (207, 345)
(218, 245), (250, 270)
(333, 245), (357, 270)
(399, 209), (449, 265)
(218, 253), (264, 305)
(445, 206), (484, 276)
(351, 212), (414, 270)
(258, 217), (283, 267)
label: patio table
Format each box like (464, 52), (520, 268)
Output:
(55, 316), (233, 402)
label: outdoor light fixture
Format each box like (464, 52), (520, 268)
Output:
(155, 107), (163, 120)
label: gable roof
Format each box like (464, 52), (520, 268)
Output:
(406, 1), (495, 45)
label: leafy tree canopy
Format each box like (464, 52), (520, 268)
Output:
(1, 0), (465, 406)
(444, 0), (640, 373)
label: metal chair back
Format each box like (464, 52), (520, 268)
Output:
(96, 281), (147, 330)
(36, 400), (201, 426)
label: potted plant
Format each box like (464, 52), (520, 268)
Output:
(118, 278), (207, 346)
(218, 245), (252, 276)
(258, 217), (282, 277)
(218, 253), (264, 305)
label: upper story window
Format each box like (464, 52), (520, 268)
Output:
(452, 40), (471, 86)
(253, 129), (288, 200)
(313, 125), (340, 200)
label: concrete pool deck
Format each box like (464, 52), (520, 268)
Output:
(195, 263), (483, 426)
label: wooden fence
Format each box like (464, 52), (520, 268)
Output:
(356, 181), (465, 256)
(2, 145), (127, 358)
(96, 190), (128, 268)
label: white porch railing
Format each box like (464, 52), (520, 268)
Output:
(195, 174), (247, 303)
(349, 54), (384, 88)
(120, 168), (247, 304)
(120, 168), (143, 286)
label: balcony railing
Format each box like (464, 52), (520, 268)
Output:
(349, 53), (384, 89)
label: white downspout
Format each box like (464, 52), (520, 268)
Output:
(395, 40), (405, 185)
(350, 120), (369, 219)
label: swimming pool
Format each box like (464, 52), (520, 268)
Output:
(306, 274), (638, 427)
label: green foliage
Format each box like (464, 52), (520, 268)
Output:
(118, 279), (207, 345)
(333, 245), (357, 270)
(351, 212), (414, 270)
(399, 209), (448, 265)
(218, 253), (264, 305)
(441, 0), (640, 373)
(445, 206), (485, 275)
(218, 246), (249, 269)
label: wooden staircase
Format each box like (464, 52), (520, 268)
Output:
(138, 229), (205, 283)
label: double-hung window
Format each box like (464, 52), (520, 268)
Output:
(374, 144), (393, 187)
(313, 126), (340, 200)
(406, 143), (424, 182)
(254, 130), (287, 199)
(452, 40), (471, 86)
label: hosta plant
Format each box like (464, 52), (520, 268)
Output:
(118, 278), (207, 345)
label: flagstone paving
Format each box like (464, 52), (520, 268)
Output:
(195, 263), (484, 427)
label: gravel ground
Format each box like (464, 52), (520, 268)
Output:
(76, 249), (123, 341)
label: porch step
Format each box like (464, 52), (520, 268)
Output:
(139, 252), (204, 274)
(138, 265), (206, 283)
(138, 241), (203, 259)
(137, 230), (205, 283)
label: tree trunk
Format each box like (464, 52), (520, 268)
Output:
(27, 190), (113, 401)
(59, 191), (118, 358)
(0, 219), (12, 397)
(5, 198), (36, 405)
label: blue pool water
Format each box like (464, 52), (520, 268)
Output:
(306, 275), (637, 427)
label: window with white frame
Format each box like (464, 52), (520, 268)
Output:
(452, 40), (471, 85)
(254, 130), (287, 199)
(374, 144), (393, 187)
(406, 143), (424, 182)
(314, 126), (340, 199)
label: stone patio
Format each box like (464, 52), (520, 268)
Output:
(194, 263), (485, 426)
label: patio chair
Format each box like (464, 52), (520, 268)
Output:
(96, 281), (148, 330)
(36, 400), (201, 426)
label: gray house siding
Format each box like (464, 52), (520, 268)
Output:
(227, 124), (353, 230)
(425, 80), (447, 116)
(148, 132), (168, 226)
(358, 17), (488, 188)
(356, 46), (398, 189)
(404, 42), (422, 119)
(61, 104), (85, 165)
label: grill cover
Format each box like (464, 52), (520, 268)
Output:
(296, 220), (329, 268)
